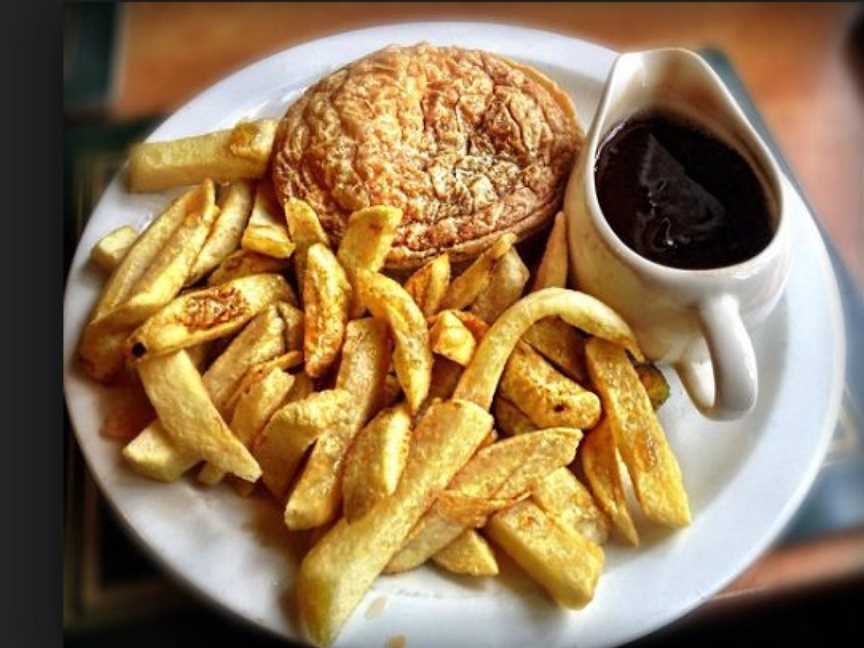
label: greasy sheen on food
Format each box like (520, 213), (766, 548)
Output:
(272, 43), (582, 269)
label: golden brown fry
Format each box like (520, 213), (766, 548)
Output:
(100, 382), (154, 441)
(433, 492), (523, 528)
(79, 186), (207, 382)
(188, 180), (254, 283)
(207, 249), (291, 286)
(454, 288), (643, 409)
(356, 269), (432, 414)
(432, 530), (499, 577)
(223, 351), (303, 416)
(492, 396), (537, 437)
(531, 468), (610, 545)
(335, 318), (391, 427)
(138, 350), (260, 481)
(240, 179), (295, 259)
(439, 233), (516, 311)
(429, 310), (477, 366)
(580, 419), (639, 546)
(277, 302), (304, 351)
(500, 341), (601, 430)
(122, 420), (199, 481)
(285, 198), (329, 290)
(636, 363), (671, 410)
(387, 428), (581, 573)
(336, 206), (402, 318)
(470, 248), (529, 322)
(530, 211), (568, 291)
(127, 119), (278, 192)
(342, 403), (412, 522)
(90, 225), (138, 272)
(486, 500), (604, 608)
(404, 253), (450, 317)
(303, 243), (351, 378)
(523, 317), (588, 383)
(297, 400), (493, 647)
(585, 337), (690, 528)
(126, 273), (294, 361)
(252, 390), (353, 499)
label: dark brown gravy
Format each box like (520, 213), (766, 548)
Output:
(594, 111), (774, 269)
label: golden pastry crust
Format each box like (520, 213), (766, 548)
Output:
(272, 43), (582, 269)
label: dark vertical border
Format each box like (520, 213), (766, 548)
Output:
(3, 0), (63, 646)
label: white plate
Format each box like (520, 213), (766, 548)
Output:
(63, 22), (846, 648)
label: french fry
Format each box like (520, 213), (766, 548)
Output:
(433, 492), (522, 528)
(127, 119), (278, 192)
(356, 269), (432, 414)
(285, 198), (329, 290)
(523, 317), (588, 383)
(485, 500), (604, 608)
(100, 382), (154, 441)
(429, 310), (477, 366)
(187, 180), (254, 283)
(336, 206), (402, 318)
(285, 319), (391, 529)
(79, 186), (208, 381)
(198, 368), (295, 487)
(241, 179), (295, 259)
(122, 421), (199, 482)
(404, 253), (450, 317)
(126, 274), (294, 361)
(137, 350), (260, 481)
(580, 419), (639, 546)
(500, 341), (601, 430)
(492, 396), (537, 437)
(303, 243), (351, 378)
(223, 351), (303, 416)
(470, 248), (529, 322)
(386, 428), (581, 574)
(636, 363), (671, 410)
(277, 301), (304, 351)
(531, 468), (610, 545)
(297, 400), (493, 647)
(342, 403), (412, 522)
(207, 249), (291, 286)
(432, 530), (499, 577)
(252, 390), (353, 499)
(439, 233), (516, 311)
(90, 225), (138, 272)
(454, 288), (643, 409)
(585, 338), (690, 528)
(530, 211), (568, 291)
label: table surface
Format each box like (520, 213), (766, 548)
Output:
(64, 2), (864, 643)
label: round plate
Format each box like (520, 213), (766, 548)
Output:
(63, 22), (845, 648)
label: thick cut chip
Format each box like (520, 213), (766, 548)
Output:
(303, 243), (351, 378)
(356, 269), (432, 414)
(285, 198), (329, 290)
(276, 302), (304, 351)
(296, 400), (492, 647)
(404, 253), (450, 317)
(207, 249), (290, 286)
(585, 337), (690, 528)
(79, 186), (209, 382)
(127, 119), (278, 192)
(188, 180), (254, 283)
(198, 367), (295, 486)
(126, 273), (294, 361)
(454, 288), (643, 409)
(469, 248), (529, 322)
(252, 390), (353, 499)
(580, 419), (639, 546)
(429, 310), (477, 366)
(137, 350), (260, 481)
(387, 427), (582, 573)
(240, 179), (295, 259)
(486, 500), (604, 609)
(523, 317), (588, 383)
(531, 468), (609, 545)
(439, 233), (517, 311)
(530, 211), (568, 291)
(636, 363), (671, 410)
(223, 351), (303, 416)
(493, 396), (537, 437)
(335, 318), (391, 428)
(432, 530), (499, 577)
(342, 403), (412, 522)
(90, 225), (138, 272)
(122, 421), (199, 481)
(336, 206), (402, 318)
(433, 492), (522, 528)
(100, 381), (154, 441)
(500, 341), (601, 430)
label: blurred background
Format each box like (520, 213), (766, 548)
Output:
(64, 3), (864, 646)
